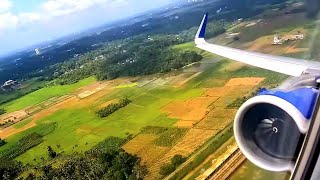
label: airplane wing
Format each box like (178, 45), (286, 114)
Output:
(195, 13), (320, 77)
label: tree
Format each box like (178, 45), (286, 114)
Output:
(96, 98), (132, 118)
(171, 155), (186, 167)
(112, 171), (126, 180)
(47, 146), (57, 159)
(0, 159), (22, 180)
(0, 138), (6, 147)
(0, 108), (6, 115)
(159, 163), (175, 176)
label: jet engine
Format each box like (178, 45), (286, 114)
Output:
(234, 86), (319, 172)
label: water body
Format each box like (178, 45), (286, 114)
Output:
(228, 160), (290, 180)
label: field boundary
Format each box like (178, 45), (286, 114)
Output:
(164, 123), (233, 180)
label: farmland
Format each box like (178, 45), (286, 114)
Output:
(0, 56), (270, 178)
(0, 32), (298, 179)
(0, 77), (96, 113)
(1, 1), (318, 179)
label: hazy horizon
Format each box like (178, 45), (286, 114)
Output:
(0, 0), (183, 56)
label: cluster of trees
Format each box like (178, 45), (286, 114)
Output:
(159, 154), (187, 176)
(50, 33), (204, 85)
(96, 98), (132, 118)
(0, 122), (56, 160)
(0, 159), (22, 179)
(22, 150), (146, 180)
(0, 108), (6, 115)
(0, 133), (44, 160)
(0, 137), (147, 180)
(0, 138), (6, 147)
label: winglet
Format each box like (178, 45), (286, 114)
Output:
(195, 13), (208, 44)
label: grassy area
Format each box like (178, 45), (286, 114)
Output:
(0, 78), (47, 105)
(1, 9), (308, 168)
(231, 66), (288, 86)
(0, 123), (57, 160)
(1, 77), (96, 112)
(0, 54), (288, 165)
(154, 128), (188, 147)
(5, 85), (202, 164)
(172, 42), (214, 58)
(230, 13), (311, 44)
(116, 82), (138, 89)
(186, 138), (236, 180)
(13, 118), (33, 129)
(187, 59), (286, 88)
(1, 3), (318, 179)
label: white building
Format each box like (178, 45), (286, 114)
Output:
(292, 34), (304, 40)
(272, 34), (283, 45)
(1, 80), (20, 91)
(35, 48), (41, 55)
(3, 80), (16, 86)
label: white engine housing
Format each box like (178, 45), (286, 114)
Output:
(234, 95), (310, 172)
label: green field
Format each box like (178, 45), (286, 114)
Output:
(2, 1), (319, 179)
(0, 6), (311, 177)
(0, 78), (47, 105)
(1, 83), (203, 164)
(13, 118), (33, 129)
(173, 42), (216, 58)
(0, 58), (287, 165)
(0, 77), (96, 112)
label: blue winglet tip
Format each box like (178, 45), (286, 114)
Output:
(198, 13), (208, 39)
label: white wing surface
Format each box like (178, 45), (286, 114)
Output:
(195, 14), (320, 77)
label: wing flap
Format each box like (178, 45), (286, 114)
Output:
(195, 14), (320, 77)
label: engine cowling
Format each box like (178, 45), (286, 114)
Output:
(234, 87), (318, 172)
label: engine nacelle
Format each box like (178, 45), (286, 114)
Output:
(234, 87), (318, 172)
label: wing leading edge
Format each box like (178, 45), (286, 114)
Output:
(195, 14), (320, 77)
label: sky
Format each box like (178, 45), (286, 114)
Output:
(0, 0), (178, 55)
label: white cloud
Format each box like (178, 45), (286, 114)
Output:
(42, 0), (111, 16)
(0, 12), (41, 32)
(18, 12), (41, 23)
(0, 12), (18, 31)
(0, 0), (175, 55)
(0, 0), (120, 31)
(0, 0), (12, 13)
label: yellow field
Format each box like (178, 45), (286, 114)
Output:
(146, 128), (218, 179)
(174, 120), (197, 128)
(139, 77), (264, 178)
(138, 145), (170, 166)
(123, 134), (158, 154)
(163, 97), (219, 121)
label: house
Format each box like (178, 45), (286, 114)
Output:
(1, 80), (20, 91)
(292, 34), (304, 40)
(272, 34), (284, 45)
(226, 32), (240, 39)
(35, 48), (41, 55)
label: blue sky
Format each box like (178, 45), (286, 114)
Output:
(10, 0), (43, 13)
(0, 0), (178, 55)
